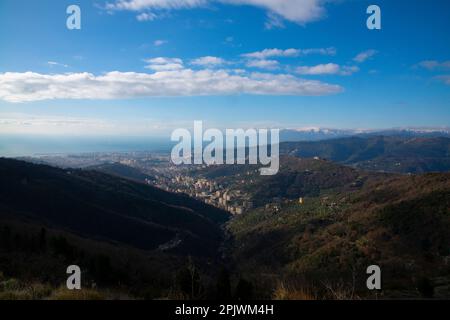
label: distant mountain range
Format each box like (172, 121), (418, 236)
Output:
(280, 127), (450, 142)
(281, 136), (450, 173)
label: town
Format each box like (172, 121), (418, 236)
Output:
(21, 151), (259, 215)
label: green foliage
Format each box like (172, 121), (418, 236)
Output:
(1, 156), (449, 300)
(228, 171), (450, 298)
(0, 158), (228, 257)
(379, 189), (450, 254)
(281, 136), (450, 173)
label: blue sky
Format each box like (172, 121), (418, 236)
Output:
(0, 0), (449, 136)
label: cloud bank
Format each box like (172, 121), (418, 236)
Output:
(416, 60), (450, 71)
(241, 47), (335, 59)
(353, 50), (378, 63)
(106, 0), (328, 25)
(246, 59), (279, 70)
(0, 68), (343, 103)
(191, 56), (226, 66)
(296, 63), (359, 76)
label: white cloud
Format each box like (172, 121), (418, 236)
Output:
(106, 0), (328, 25)
(146, 57), (183, 64)
(242, 47), (336, 59)
(265, 12), (284, 29)
(222, 0), (325, 24)
(246, 59), (279, 70)
(242, 48), (300, 59)
(435, 75), (450, 85)
(191, 56), (225, 67)
(0, 114), (107, 128)
(0, 69), (343, 103)
(47, 61), (69, 68)
(154, 39), (168, 46)
(415, 61), (450, 86)
(416, 60), (450, 71)
(106, 0), (207, 11)
(301, 47), (336, 56)
(340, 66), (359, 76)
(353, 50), (377, 63)
(0, 113), (186, 135)
(146, 63), (184, 71)
(296, 63), (359, 76)
(296, 63), (339, 75)
(136, 12), (158, 21)
(144, 57), (184, 71)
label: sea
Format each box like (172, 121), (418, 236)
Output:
(0, 135), (173, 157)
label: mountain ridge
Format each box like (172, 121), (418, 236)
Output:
(280, 136), (450, 173)
(0, 158), (229, 256)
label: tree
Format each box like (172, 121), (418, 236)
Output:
(175, 257), (201, 299)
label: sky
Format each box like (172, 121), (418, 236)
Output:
(0, 0), (449, 137)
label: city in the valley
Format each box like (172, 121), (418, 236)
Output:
(21, 151), (259, 215)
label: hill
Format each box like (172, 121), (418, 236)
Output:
(0, 158), (229, 255)
(0, 158), (232, 299)
(1, 155), (449, 299)
(194, 156), (387, 207)
(87, 162), (155, 183)
(279, 128), (450, 142)
(280, 136), (450, 173)
(243, 157), (386, 206)
(227, 171), (450, 298)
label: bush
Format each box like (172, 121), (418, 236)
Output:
(0, 279), (53, 300)
(0, 278), (22, 291)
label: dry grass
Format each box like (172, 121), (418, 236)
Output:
(0, 279), (52, 300)
(273, 282), (316, 300)
(48, 287), (105, 300)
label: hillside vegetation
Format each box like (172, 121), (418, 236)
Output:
(1, 155), (449, 300)
(281, 136), (450, 173)
(228, 170), (450, 299)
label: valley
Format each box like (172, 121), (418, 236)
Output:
(1, 134), (449, 299)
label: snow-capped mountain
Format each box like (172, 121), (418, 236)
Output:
(280, 127), (450, 142)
